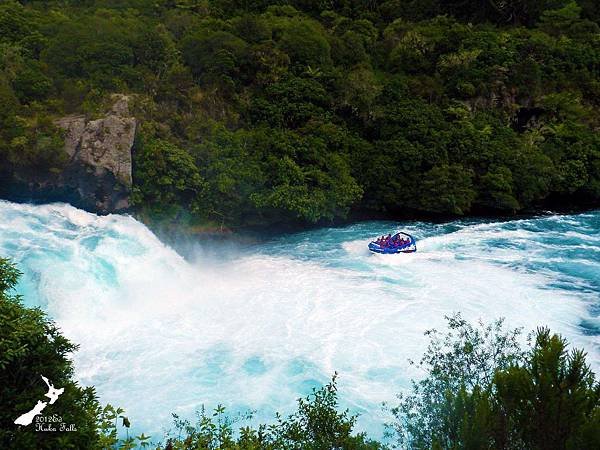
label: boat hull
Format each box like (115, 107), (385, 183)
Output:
(368, 243), (416, 254)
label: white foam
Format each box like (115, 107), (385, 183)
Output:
(0, 201), (598, 438)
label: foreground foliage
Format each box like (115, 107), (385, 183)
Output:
(388, 314), (600, 449)
(1, 1), (600, 227)
(159, 375), (382, 450)
(0, 258), (100, 449)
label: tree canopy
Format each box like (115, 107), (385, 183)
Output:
(1, 0), (599, 228)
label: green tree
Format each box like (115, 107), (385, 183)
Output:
(0, 1), (36, 45)
(495, 329), (600, 449)
(419, 164), (476, 215)
(388, 316), (600, 449)
(11, 65), (51, 102)
(388, 314), (524, 449)
(478, 166), (520, 212)
(132, 138), (205, 222)
(0, 258), (100, 450)
(181, 29), (248, 85)
(160, 374), (383, 449)
(193, 127), (267, 226)
(250, 75), (330, 128)
(278, 20), (332, 69)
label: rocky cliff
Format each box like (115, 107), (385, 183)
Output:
(4, 95), (136, 214)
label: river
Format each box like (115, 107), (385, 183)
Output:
(0, 200), (598, 438)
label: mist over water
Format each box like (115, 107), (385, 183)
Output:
(1, 200), (599, 438)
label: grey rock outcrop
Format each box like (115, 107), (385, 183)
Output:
(0, 94), (137, 214)
(54, 95), (136, 213)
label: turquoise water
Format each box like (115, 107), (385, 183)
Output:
(0, 200), (599, 439)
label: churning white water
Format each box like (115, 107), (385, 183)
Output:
(0, 200), (598, 438)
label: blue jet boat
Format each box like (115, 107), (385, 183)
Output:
(368, 232), (417, 254)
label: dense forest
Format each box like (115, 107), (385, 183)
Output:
(1, 0), (599, 228)
(2, 258), (599, 449)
